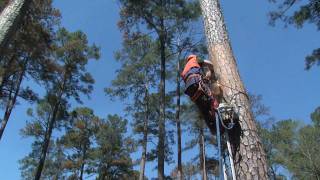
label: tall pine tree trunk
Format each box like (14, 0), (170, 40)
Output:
(199, 125), (207, 180)
(79, 145), (87, 180)
(158, 27), (166, 179)
(35, 75), (67, 180)
(199, 0), (268, 179)
(35, 101), (60, 180)
(176, 58), (182, 180)
(0, 0), (30, 51)
(139, 84), (149, 180)
(0, 58), (26, 140)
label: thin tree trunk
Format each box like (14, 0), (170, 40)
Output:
(0, 53), (16, 96)
(35, 74), (67, 180)
(0, 0), (30, 52)
(199, 125), (207, 180)
(139, 84), (149, 180)
(79, 147), (87, 180)
(0, 57), (27, 140)
(199, 0), (268, 179)
(0, 67), (24, 140)
(34, 101), (60, 180)
(176, 57), (183, 180)
(158, 22), (166, 180)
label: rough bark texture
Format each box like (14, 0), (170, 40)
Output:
(139, 85), (149, 180)
(176, 59), (182, 180)
(199, 0), (268, 179)
(0, 0), (30, 51)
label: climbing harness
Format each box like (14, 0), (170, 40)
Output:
(214, 102), (238, 180)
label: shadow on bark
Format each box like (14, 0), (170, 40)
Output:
(227, 115), (242, 164)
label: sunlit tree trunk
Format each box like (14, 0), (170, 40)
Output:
(0, 0), (30, 51)
(139, 84), (149, 180)
(199, 0), (268, 179)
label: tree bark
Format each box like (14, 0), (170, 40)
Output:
(0, 0), (30, 52)
(176, 58), (182, 180)
(79, 147), (87, 180)
(34, 101), (60, 180)
(199, 125), (207, 180)
(139, 84), (149, 180)
(35, 74), (67, 180)
(199, 0), (269, 179)
(157, 21), (166, 179)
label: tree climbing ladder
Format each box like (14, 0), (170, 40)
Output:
(214, 103), (238, 180)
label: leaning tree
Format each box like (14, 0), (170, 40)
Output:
(0, 0), (31, 51)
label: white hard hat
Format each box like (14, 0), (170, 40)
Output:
(203, 59), (213, 65)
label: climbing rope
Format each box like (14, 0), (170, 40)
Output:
(215, 104), (237, 180)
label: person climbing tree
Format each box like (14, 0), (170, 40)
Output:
(181, 54), (220, 135)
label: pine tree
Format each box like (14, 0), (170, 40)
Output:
(89, 114), (138, 179)
(172, 29), (207, 180)
(60, 107), (99, 179)
(182, 102), (218, 180)
(117, 1), (201, 178)
(265, 108), (320, 179)
(199, 0), (268, 178)
(0, 0), (60, 140)
(19, 98), (68, 179)
(33, 28), (99, 179)
(106, 35), (158, 180)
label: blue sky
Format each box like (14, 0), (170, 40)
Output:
(0, 0), (319, 179)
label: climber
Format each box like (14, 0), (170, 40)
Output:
(181, 54), (220, 134)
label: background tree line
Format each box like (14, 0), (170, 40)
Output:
(0, 0), (319, 179)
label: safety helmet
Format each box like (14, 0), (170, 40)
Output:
(186, 54), (197, 62)
(203, 59), (213, 66)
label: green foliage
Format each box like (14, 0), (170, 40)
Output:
(20, 103), (138, 179)
(90, 114), (137, 179)
(106, 35), (158, 101)
(0, 0), (60, 103)
(268, 0), (320, 70)
(116, 1), (203, 178)
(259, 107), (320, 179)
(19, 24), (100, 178)
(118, 0), (201, 36)
(48, 27), (100, 103)
(19, 99), (68, 179)
(59, 107), (99, 178)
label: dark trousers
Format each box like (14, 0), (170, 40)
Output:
(185, 82), (217, 134)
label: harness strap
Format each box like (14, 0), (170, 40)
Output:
(191, 81), (205, 102)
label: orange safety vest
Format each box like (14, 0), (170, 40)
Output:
(181, 55), (201, 80)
